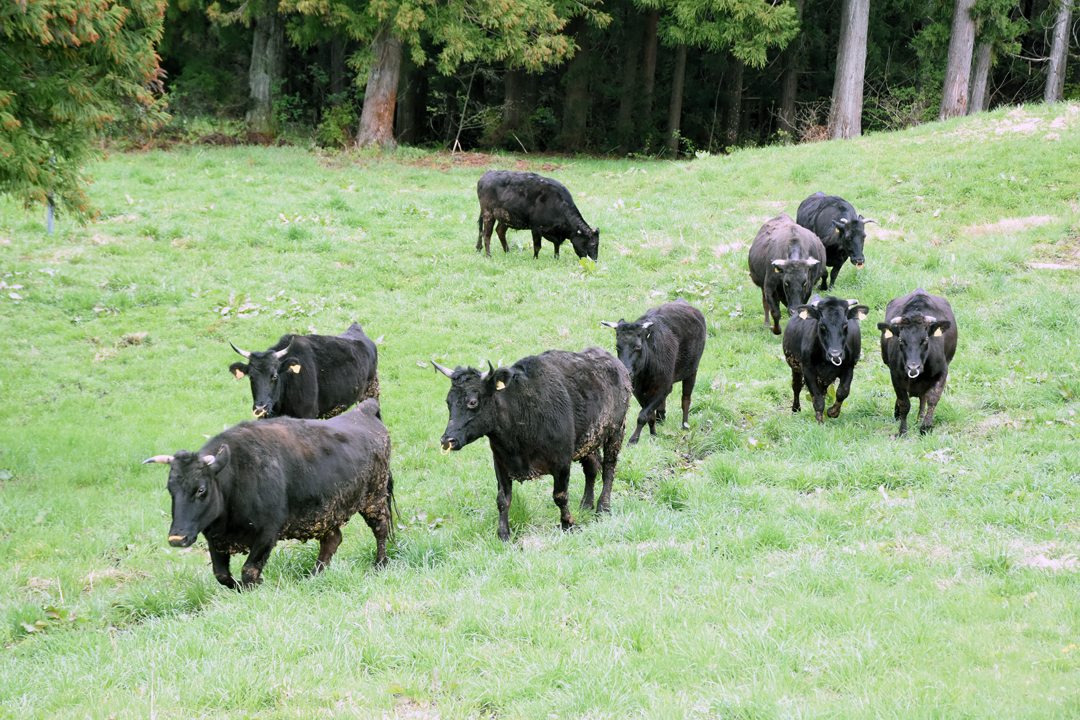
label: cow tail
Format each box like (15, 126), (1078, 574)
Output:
(387, 470), (397, 543)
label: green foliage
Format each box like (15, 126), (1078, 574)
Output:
(316, 103), (358, 147)
(663, 0), (800, 67)
(0, 0), (168, 218)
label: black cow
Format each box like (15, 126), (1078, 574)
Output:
(796, 192), (877, 290)
(228, 322), (379, 420)
(877, 289), (958, 436)
(476, 170), (599, 261)
(142, 399), (393, 589)
(783, 295), (869, 423)
(748, 213), (826, 335)
(433, 348), (630, 541)
(601, 299), (707, 444)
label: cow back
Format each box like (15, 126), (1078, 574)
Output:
(276, 325), (379, 419)
(638, 301), (707, 387)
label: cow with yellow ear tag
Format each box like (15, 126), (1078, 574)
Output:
(783, 295), (869, 423)
(876, 289), (958, 436)
(748, 213), (827, 335)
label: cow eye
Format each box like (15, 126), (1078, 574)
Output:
(196, 486), (206, 498)
(271, 373), (278, 381)
(467, 398), (478, 409)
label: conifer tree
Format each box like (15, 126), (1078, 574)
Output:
(0, 0), (168, 218)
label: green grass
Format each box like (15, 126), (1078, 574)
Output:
(2, 103), (1080, 718)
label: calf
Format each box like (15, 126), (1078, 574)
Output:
(877, 289), (958, 435)
(796, 192), (877, 290)
(783, 295), (869, 423)
(433, 348), (630, 540)
(229, 322), (379, 420)
(748, 213), (826, 335)
(476, 170), (600, 260)
(143, 399), (393, 589)
(601, 299), (707, 444)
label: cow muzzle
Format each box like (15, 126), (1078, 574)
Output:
(906, 365), (922, 379)
(853, 262), (865, 269)
(829, 353), (844, 367)
(168, 534), (193, 548)
(253, 405), (268, 418)
(440, 438), (457, 454)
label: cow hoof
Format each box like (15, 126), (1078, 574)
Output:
(771, 326), (781, 336)
(827, 406), (842, 419)
(791, 404), (800, 413)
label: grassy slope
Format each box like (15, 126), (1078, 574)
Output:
(1, 103), (1079, 718)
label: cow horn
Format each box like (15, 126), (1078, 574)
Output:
(923, 315), (937, 324)
(862, 217), (878, 225)
(806, 258), (819, 265)
(600, 320), (619, 329)
(229, 342), (250, 359)
(142, 455), (174, 465)
(838, 217), (849, 225)
(431, 360), (454, 378)
(479, 360), (495, 381)
(846, 299), (859, 306)
(201, 454), (216, 465)
(273, 340), (294, 359)
(641, 321), (653, 329)
(890, 316), (903, 324)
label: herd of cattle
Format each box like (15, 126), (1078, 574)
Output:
(143, 170), (959, 590)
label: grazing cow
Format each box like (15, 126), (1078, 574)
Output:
(877, 289), (958, 435)
(748, 213), (826, 335)
(433, 348), (630, 541)
(601, 299), (707, 444)
(796, 192), (877, 290)
(228, 322), (379, 420)
(476, 170), (600, 261)
(783, 295), (869, 423)
(142, 399), (393, 589)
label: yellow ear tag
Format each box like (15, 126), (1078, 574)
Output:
(932, 327), (943, 337)
(290, 363), (302, 373)
(233, 369), (245, 379)
(496, 381), (506, 390)
(798, 310), (808, 319)
(774, 267), (780, 273)
(883, 329), (893, 338)
(857, 311), (867, 321)
(835, 228), (840, 234)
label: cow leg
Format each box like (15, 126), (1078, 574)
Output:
(827, 367), (854, 419)
(656, 398), (667, 424)
(494, 460), (514, 541)
(552, 239), (563, 259)
(819, 267), (830, 291)
(766, 295), (782, 335)
(805, 373), (827, 423)
(531, 229), (543, 259)
(761, 292), (773, 332)
(893, 387), (912, 436)
(476, 213), (487, 253)
(917, 395), (928, 420)
(495, 221), (510, 253)
(208, 541), (237, 590)
(919, 370), (949, 435)
(680, 375), (697, 430)
(790, 365), (804, 413)
(596, 441), (620, 514)
(313, 527), (343, 574)
(552, 466), (574, 532)
(580, 453), (600, 512)
(827, 260), (844, 289)
(480, 216), (496, 257)
(359, 496), (391, 568)
(239, 533), (278, 589)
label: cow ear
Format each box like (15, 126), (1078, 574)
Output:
(206, 444), (230, 473)
(490, 366), (516, 391)
(848, 305), (870, 322)
(640, 321), (653, 329)
(930, 321), (951, 337)
(229, 362), (248, 380)
(794, 305), (818, 320)
(877, 322), (895, 338)
(286, 359), (302, 374)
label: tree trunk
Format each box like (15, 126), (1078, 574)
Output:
(617, 12), (642, 153)
(828, 0), (869, 139)
(557, 20), (591, 151)
(502, 67), (525, 133)
(968, 42), (993, 114)
(246, 1), (286, 136)
(939, 0), (978, 120)
(357, 27), (402, 149)
(638, 10), (660, 136)
(330, 37), (346, 98)
(777, 0), (806, 139)
(666, 44), (688, 156)
(725, 57), (744, 146)
(1045, 0), (1074, 103)
(396, 54), (425, 145)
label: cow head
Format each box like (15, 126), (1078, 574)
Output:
(601, 318), (652, 376)
(795, 296), (869, 366)
(432, 360), (515, 452)
(771, 257), (820, 312)
(569, 227), (600, 262)
(228, 340), (301, 418)
(877, 313), (951, 379)
(143, 446), (231, 548)
(832, 215), (876, 268)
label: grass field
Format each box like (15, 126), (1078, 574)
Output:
(2, 102), (1080, 719)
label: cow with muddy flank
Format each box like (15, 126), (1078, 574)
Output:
(143, 399), (393, 589)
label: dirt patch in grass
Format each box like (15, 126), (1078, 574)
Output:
(405, 152), (566, 174)
(1017, 553), (1079, 571)
(962, 215), (1055, 238)
(945, 103), (1080, 142)
(1032, 229), (1080, 270)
